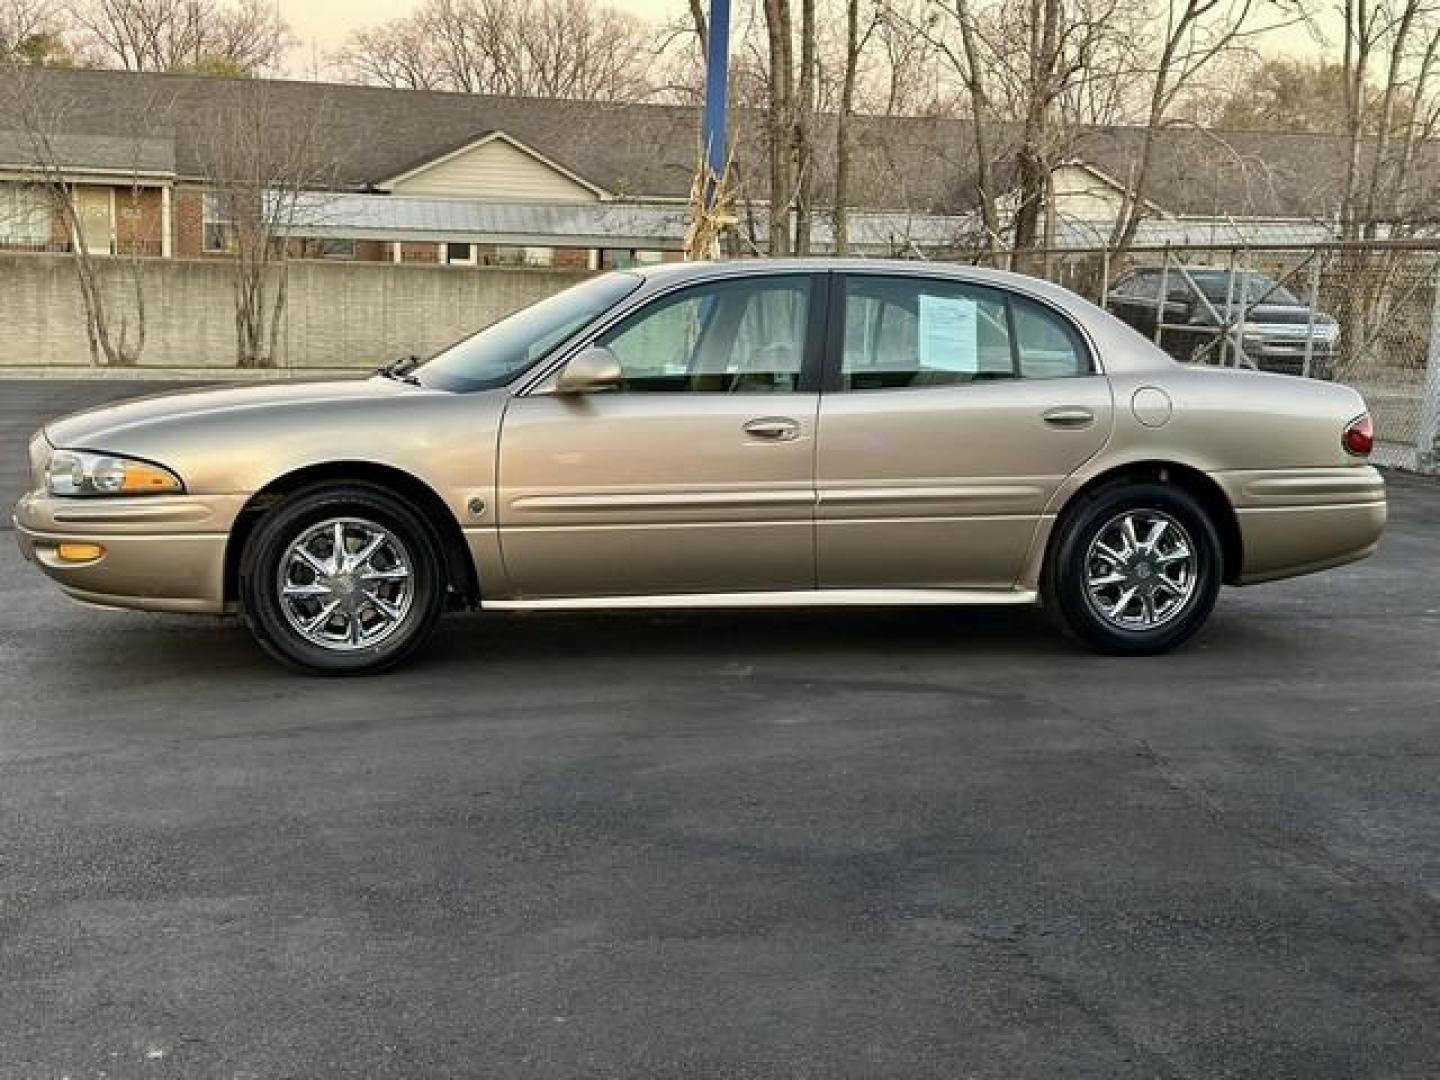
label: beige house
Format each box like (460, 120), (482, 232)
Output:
(0, 67), (1380, 264)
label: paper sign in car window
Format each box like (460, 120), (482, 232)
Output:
(918, 293), (979, 372)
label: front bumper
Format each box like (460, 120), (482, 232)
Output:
(12, 490), (248, 614)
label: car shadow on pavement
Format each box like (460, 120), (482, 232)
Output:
(22, 601), (1313, 691)
(428, 604), (1072, 665)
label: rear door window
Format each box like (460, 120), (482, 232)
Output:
(838, 275), (1090, 389)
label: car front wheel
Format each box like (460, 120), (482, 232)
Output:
(239, 483), (447, 674)
(1043, 481), (1222, 655)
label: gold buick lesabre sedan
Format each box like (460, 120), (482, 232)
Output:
(14, 260), (1386, 674)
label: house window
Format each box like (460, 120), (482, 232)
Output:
(318, 237), (356, 259)
(0, 182), (51, 245)
(606, 249), (666, 270)
(490, 245), (555, 267)
(202, 193), (235, 253)
(442, 242), (476, 265)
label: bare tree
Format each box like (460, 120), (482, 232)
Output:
(1192, 54), (1351, 131)
(762, 0), (795, 253)
(0, 60), (155, 365)
(756, 0), (835, 254)
(192, 82), (340, 368)
(337, 0), (652, 101)
(832, 0), (880, 252)
(66, 0), (288, 74)
(1013, 0), (1067, 252)
(973, 0), (1137, 255)
(860, 0), (956, 115)
(1328, 0), (1440, 377)
(901, 0), (1002, 255)
(791, 0), (818, 251)
(1336, 0), (1440, 238)
(340, 15), (445, 90)
(1107, 0), (1296, 255)
(2, 0), (71, 61)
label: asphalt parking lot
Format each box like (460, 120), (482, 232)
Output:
(2, 381), (1438, 1079)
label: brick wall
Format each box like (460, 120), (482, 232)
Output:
(173, 188), (204, 257)
(114, 187), (163, 255)
(552, 247), (593, 269)
(48, 205), (68, 248)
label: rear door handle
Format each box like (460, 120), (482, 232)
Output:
(743, 416), (801, 441)
(1042, 406), (1095, 429)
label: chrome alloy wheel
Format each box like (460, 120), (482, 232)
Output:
(276, 517), (415, 651)
(1083, 509), (1198, 631)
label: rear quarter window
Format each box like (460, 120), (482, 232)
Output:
(1011, 295), (1092, 378)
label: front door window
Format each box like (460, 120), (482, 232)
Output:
(598, 275), (812, 393)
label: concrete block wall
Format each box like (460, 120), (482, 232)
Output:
(0, 253), (591, 370)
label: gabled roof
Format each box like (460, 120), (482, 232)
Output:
(0, 66), (701, 198)
(1051, 158), (1169, 216)
(0, 66), (1420, 221)
(375, 129), (611, 197)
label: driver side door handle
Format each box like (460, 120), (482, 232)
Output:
(743, 417), (801, 441)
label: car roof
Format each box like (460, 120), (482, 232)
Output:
(629, 257), (1087, 297)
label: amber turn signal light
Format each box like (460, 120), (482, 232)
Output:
(120, 464), (182, 493)
(56, 542), (105, 563)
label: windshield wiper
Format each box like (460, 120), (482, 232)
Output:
(376, 355), (422, 386)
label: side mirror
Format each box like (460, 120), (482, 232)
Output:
(555, 345), (622, 394)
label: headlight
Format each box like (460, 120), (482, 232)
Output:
(45, 450), (183, 497)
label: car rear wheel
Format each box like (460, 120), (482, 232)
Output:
(239, 483), (446, 674)
(1043, 481), (1222, 655)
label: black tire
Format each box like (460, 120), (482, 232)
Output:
(239, 482), (447, 674)
(1042, 481), (1222, 656)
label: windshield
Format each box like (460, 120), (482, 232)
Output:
(413, 272), (642, 392)
(1189, 271), (1300, 307)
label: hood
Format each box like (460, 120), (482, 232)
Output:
(37, 376), (510, 501)
(45, 377), (414, 449)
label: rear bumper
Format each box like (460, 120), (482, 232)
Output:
(12, 491), (243, 614)
(1213, 466), (1386, 584)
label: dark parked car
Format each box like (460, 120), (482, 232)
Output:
(1106, 267), (1338, 378)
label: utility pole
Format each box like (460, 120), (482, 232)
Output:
(701, 0), (731, 212)
(685, 0), (734, 259)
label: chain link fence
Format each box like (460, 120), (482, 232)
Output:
(960, 231), (1440, 473)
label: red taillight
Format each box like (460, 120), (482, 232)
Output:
(1343, 413), (1374, 456)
